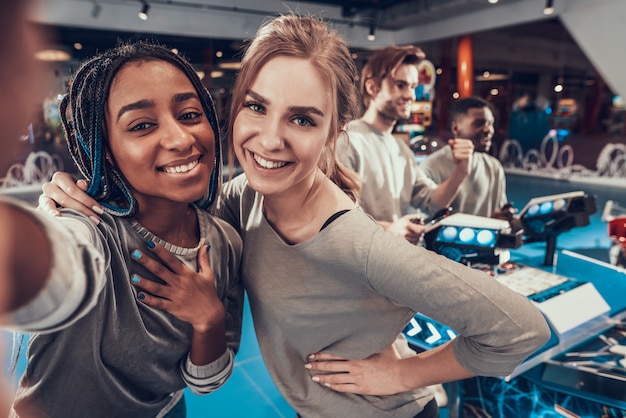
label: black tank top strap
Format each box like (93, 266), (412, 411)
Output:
(320, 209), (351, 231)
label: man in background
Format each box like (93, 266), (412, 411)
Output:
(338, 45), (474, 244)
(420, 97), (512, 219)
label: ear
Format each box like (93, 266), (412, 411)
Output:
(450, 120), (459, 136)
(364, 78), (378, 97)
(104, 148), (115, 166)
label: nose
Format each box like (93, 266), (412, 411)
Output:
(258, 115), (284, 151)
(404, 87), (415, 101)
(161, 117), (195, 151)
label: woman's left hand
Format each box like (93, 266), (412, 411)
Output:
(305, 343), (408, 395)
(129, 241), (225, 333)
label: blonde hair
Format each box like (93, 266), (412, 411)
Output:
(228, 14), (361, 200)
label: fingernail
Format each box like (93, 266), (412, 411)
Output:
(312, 376), (320, 382)
(206, 244), (211, 253)
(307, 354), (315, 360)
(304, 363), (311, 369)
(91, 205), (104, 215)
(131, 274), (140, 284)
(146, 240), (156, 249)
(89, 216), (101, 225)
(138, 293), (146, 300)
(131, 250), (142, 260)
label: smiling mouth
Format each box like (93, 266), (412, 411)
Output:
(160, 156), (201, 174)
(252, 153), (288, 169)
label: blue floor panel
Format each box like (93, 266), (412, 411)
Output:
(185, 359), (295, 417)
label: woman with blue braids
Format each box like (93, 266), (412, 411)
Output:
(0, 41), (243, 417)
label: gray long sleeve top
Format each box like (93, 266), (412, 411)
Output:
(337, 119), (442, 221)
(420, 145), (508, 217)
(217, 175), (550, 418)
(0, 199), (243, 418)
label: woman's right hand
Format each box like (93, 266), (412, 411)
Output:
(38, 172), (104, 222)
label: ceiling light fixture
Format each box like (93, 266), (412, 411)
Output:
(34, 48), (72, 62)
(544, 0), (554, 15)
(138, 1), (150, 21)
(217, 61), (242, 70)
(488, 0), (499, 4)
(554, 76), (563, 93)
(367, 22), (376, 41)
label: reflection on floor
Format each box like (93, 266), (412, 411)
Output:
(1, 174), (622, 417)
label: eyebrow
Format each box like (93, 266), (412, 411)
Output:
(117, 99), (154, 122)
(245, 89), (325, 117)
(116, 92), (200, 122)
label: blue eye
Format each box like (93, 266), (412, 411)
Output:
(293, 116), (313, 127)
(243, 102), (265, 114)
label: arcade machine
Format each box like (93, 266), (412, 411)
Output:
(603, 200), (626, 268)
(403, 192), (626, 417)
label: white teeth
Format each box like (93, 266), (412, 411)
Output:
(253, 153), (287, 169)
(162, 158), (199, 174)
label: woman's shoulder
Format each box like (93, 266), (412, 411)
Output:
(322, 208), (380, 238)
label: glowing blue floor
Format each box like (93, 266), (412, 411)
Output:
(1, 173), (622, 417)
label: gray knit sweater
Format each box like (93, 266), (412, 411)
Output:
(0, 200), (243, 418)
(337, 119), (442, 221)
(420, 145), (508, 217)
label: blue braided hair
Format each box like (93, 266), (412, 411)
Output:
(60, 40), (222, 217)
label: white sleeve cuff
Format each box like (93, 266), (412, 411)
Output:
(181, 349), (234, 394)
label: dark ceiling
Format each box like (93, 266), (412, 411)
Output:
(42, 24), (245, 67)
(35, 0), (587, 97)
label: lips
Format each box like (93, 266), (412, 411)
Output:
(252, 152), (288, 169)
(159, 156), (201, 174)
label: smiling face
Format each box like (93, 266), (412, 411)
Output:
(369, 63), (418, 122)
(105, 60), (215, 211)
(232, 56), (333, 199)
(451, 106), (495, 153)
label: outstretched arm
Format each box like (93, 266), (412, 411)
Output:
(0, 200), (52, 315)
(0, 198), (106, 332)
